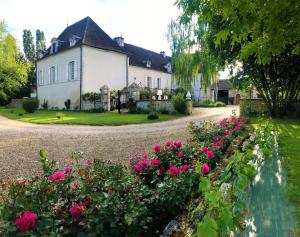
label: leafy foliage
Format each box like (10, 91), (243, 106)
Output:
(22, 100), (39, 113)
(172, 93), (187, 114)
(147, 111), (159, 120)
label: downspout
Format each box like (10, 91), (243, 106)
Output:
(79, 46), (83, 110)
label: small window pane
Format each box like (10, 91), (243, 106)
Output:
(68, 61), (75, 80)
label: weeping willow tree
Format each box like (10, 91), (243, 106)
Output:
(167, 19), (220, 92)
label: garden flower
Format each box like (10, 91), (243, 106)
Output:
(150, 159), (161, 166)
(108, 187), (113, 196)
(48, 172), (65, 181)
(129, 187), (133, 193)
(70, 203), (84, 220)
(15, 211), (36, 231)
(70, 181), (78, 189)
(81, 197), (91, 208)
(234, 124), (242, 130)
(206, 150), (215, 159)
(178, 151), (184, 158)
(55, 207), (62, 216)
(143, 153), (149, 159)
(201, 164), (210, 174)
(239, 117), (248, 123)
(134, 160), (149, 173)
(64, 166), (73, 174)
(84, 159), (92, 166)
(187, 137), (193, 142)
(160, 166), (166, 174)
(213, 135), (220, 141)
(174, 141), (182, 148)
(165, 140), (172, 147)
(202, 146), (208, 153)
(17, 180), (30, 186)
(152, 144), (162, 152)
(212, 139), (224, 148)
(135, 177), (140, 185)
(181, 165), (189, 172)
(169, 166), (180, 177)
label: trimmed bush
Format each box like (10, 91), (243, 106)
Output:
(22, 100), (39, 113)
(172, 93), (186, 114)
(193, 100), (225, 107)
(147, 111), (159, 120)
(64, 99), (71, 110)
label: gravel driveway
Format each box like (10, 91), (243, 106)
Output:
(0, 106), (238, 179)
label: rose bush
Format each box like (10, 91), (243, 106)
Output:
(0, 116), (250, 236)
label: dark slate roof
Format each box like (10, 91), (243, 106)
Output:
(216, 79), (233, 90)
(40, 17), (126, 59)
(124, 43), (171, 73)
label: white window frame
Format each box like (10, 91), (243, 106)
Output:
(68, 61), (75, 81)
(146, 76), (152, 88)
(50, 66), (56, 84)
(37, 70), (43, 85)
(157, 78), (161, 89)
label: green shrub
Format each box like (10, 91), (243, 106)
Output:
(64, 99), (71, 110)
(42, 100), (48, 110)
(172, 93), (186, 114)
(128, 98), (137, 113)
(22, 100), (39, 113)
(159, 107), (169, 114)
(192, 100), (225, 107)
(18, 113), (23, 116)
(147, 111), (159, 120)
(10, 109), (14, 113)
(215, 101), (226, 107)
(56, 112), (63, 119)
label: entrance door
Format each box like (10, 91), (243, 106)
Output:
(217, 90), (229, 104)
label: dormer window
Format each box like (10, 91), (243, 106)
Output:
(69, 35), (80, 47)
(146, 60), (151, 68)
(164, 63), (172, 73)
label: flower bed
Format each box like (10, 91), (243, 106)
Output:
(0, 116), (266, 236)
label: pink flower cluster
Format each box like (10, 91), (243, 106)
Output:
(212, 139), (224, 148)
(152, 144), (162, 152)
(134, 160), (150, 173)
(169, 166), (180, 177)
(201, 163), (210, 174)
(15, 211), (36, 231)
(17, 180), (30, 186)
(202, 146), (215, 159)
(48, 172), (65, 181)
(70, 203), (85, 220)
(64, 166), (73, 174)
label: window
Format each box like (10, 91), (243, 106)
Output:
(50, 66), (56, 84)
(37, 70), (43, 85)
(68, 61), (75, 80)
(146, 76), (152, 88)
(157, 78), (161, 89)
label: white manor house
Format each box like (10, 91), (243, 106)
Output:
(36, 16), (210, 109)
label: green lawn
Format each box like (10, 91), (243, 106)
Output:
(0, 107), (182, 126)
(250, 117), (300, 234)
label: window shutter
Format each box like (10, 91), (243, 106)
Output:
(74, 61), (78, 80)
(66, 63), (69, 81)
(55, 64), (58, 82)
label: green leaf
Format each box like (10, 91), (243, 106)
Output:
(196, 215), (218, 237)
(39, 149), (48, 160)
(199, 177), (211, 192)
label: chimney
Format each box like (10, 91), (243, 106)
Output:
(160, 51), (166, 58)
(114, 36), (124, 47)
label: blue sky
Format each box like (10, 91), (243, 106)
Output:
(0, 0), (180, 55)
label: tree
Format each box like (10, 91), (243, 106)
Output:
(22, 30), (35, 62)
(176, 0), (300, 117)
(0, 21), (28, 104)
(36, 29), (46, 57)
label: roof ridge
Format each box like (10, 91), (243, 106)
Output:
(82, 17), (90, 43)
(125, 43), (170, 58)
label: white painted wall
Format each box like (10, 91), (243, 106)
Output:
(128, 65), (172, 90)
(82, 45), (127, 93)
(36, 47), (81, 109)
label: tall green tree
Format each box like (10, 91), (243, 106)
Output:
(176, 0), (300, 117)
(22, 30), (35, 62)
(0, 21), (28, 104)
(36, 29), (46, 57)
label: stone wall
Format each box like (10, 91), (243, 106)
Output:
(239, 99), (269, 115)
(8, 98), (31, 108)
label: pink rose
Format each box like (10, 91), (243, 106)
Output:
(181, 165), (189, 172)
(70, 203), (84, 220)
(150, 159), (161, 166)
(206, 150), (215, 159)
(239, 117), (248, 123)
(143, 153), (149, 159)
(135, 177), (140, 185)
(201, 163), (210, 174)
(64, 166), (73, 174)
(84, 159), (92, 166)
(15, 211), (36, 231)
(234, 124), (242, 130)
(202, 146), (208, 153)
(134, 160), (150, 173)
(70, 181), (78, 189)
(178, 151), (184, 158)
(48, 172), (65, 181)
(174, 141), (182, 149)
(213, 135), (220, 141)
(212, 139), (224, 148)
(169, 166), (180, 177)
(17, 180), (30, 186)
(165, 140), (172, 147)
(80, 197), (91, 208)
(160, 166), (166, 174)
(152, 144), (162, 153)
(187, 137), (193, 142)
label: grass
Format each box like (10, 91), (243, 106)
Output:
(0, 107), (182, 126)
(250, 117), (300, 234)
(192, 100), (226, 107)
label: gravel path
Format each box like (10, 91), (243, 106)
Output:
(0, 106), (238, 179)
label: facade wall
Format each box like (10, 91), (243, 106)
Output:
(128, 66), (171, 90)
(82, 46), (128, 93)
(36, 47), (81, 109)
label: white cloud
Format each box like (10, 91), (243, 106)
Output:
(0, 0), (179, 55)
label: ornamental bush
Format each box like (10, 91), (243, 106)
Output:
(172, 93), (186, 114)
(147, 111), (159, 120)
(0, 116), (251, 236)
(22, 100), (39, 113)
